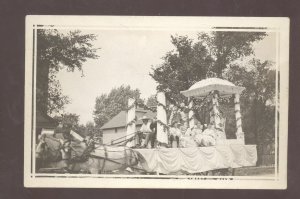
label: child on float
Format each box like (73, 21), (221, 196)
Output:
(169, 122), (182, 148)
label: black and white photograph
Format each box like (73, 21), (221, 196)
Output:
(24, 16), (289, 189)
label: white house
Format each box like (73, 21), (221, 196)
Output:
(100, 108), (156, 145)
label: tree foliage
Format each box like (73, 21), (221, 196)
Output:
(36, 29), (99, 115)
(74, 121), (99, 137)
(54, 114), (99, 138)
(198, 31), (267, 77)
(47, 76), (70, 115)
(146, 94), (157, 107)
(55, 113), (80, 128)
(150, 35), (213, 105)
(84, 121), (97, 136)
(54, 113), (80, 137)
(93, 85), (143, 128)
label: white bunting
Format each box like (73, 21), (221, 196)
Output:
(157, 92), (168, 144)
(126, 98), (136, 147)
(188, 98), (195, 127)
(234, 93), (245, 143)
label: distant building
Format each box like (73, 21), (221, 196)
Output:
(100, 108), (156, 145)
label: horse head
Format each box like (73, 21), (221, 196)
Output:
(36, 135), (65, 162)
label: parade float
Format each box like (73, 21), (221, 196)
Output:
(36, 78), (257, 175)
(125, 78), (257, 175)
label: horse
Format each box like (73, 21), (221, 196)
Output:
(35, 134), (146, 174)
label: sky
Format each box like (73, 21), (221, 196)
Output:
(56, 30), (276, 125)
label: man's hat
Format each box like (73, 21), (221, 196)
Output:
(141, 116), (150, 121)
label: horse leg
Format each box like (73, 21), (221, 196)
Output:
(88, 157), (100, 174)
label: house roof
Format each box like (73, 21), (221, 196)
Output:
(100, 109), (156, 130)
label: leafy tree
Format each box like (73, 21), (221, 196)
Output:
(74, 124), (88, 137)
(150, 35), (213, 106)
(55, 113), (80, 127)
(54, 113), (80, 137)
(198, 31), (266, 77)
(53, 114), (98, 138)
(93, 85), (143, 128)
(84, 121), (97, 136)
(36, 29), (99, 115)
(47, 77), (70, 116)
(146, 94), (157, 107)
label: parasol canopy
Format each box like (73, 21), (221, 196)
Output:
(180, 78), (245, 98)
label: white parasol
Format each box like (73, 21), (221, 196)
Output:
(180, 78), (245, 98)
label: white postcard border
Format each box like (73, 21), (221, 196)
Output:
(24, 16), (289, 189)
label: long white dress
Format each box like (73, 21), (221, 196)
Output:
(180, 127), (200, 148)
(195, 128), (216, 147)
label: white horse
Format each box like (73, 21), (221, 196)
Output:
(35, 135), (146, 174)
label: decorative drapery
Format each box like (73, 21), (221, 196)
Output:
(156, 92), (169, 144)
(188, 98), (195, 127)
(234, 93), (245, 143)
(135, 144), (257, 174)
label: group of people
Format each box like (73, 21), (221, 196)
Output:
(169, 121), (225, 148)
(135, 114), (226, 149)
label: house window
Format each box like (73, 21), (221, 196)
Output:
(115, 128), (118, 133)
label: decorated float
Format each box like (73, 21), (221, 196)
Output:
(35, 78), (257, 175)
(125, 78), (257, 174)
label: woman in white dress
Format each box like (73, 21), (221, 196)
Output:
(195, 123), (217, 147)
(180, 121), (202, 148)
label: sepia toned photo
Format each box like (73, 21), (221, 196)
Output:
(24, 16), (289, 189)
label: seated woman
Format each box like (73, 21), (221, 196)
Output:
(195, 123), (217, 147)
(180, 121), (202, 148)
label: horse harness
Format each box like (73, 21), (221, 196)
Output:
(87, 146), (145, 173)
(39, 136), (145, 173)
